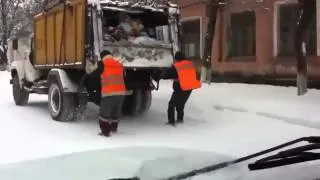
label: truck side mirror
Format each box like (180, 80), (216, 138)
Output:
(13, 39), (18, 50)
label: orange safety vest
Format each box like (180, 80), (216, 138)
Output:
(101, 56), (126, 97)
(173, 60), (201, 91)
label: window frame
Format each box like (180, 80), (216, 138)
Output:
(227, 10), (256, 58)
(274, 0), (318, 57)
(277, 3), (316, 56)
(180, 16), (203, 60)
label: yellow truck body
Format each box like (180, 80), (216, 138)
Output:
(33, 0), (86, 68)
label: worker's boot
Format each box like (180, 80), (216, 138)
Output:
(98, 131), (110, 137)
(177, 119), (183, 124)
(111, 120), (119, 133)
(177, 110), (184, 124)
(98, 119), (111, 137)
(166, 121), (176, 127)
(167, 107), (176, 126)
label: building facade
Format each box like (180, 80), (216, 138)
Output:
(178, 0), (320, 80)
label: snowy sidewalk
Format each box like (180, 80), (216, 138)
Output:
(201, 83), (320, 129)
(0, 71), (320, 166)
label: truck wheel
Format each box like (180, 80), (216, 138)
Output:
(48, 82), (76, 122)
(122, 90), (142, 116)
(139, 90), (152, 115)
(12, 75), (29, 106)
(74, 92), (88, 119)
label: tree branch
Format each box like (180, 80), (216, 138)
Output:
(7, 0), (21, 37)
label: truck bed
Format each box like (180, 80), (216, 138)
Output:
(33, 0), (86, 69)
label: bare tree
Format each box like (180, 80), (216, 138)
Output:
(15, 0), (45, 35)
(295, 0), (316, 96)
(0, 0), (22, 66)
(0, 0), (45, 67)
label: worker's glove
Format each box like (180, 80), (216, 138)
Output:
(125, 90), (134, 96)
(85, 60), (98, 74)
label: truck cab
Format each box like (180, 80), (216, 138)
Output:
(8, 0), (180, 122)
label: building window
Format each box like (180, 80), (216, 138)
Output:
(278, 4), (316, 56)
(228, 11), (256, 57)
(181, 18), (201, 59)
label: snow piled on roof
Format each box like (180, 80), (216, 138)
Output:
(88, 0), (178, 12)
(99, 0), (130, 6)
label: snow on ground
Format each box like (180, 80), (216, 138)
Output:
(0, 71), (320, 166)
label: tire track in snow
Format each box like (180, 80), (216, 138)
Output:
(212, 105), (320, 130)
(255, 112), (320, 130)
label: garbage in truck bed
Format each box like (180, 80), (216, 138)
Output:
(104, 36), (171, 48)
(98, 1), (177, 67)
(103, 37), (173, 67)
(102, 9), (175, 67)
(97, 0), (176, 9)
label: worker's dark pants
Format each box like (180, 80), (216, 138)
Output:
(167, 90), (192, 124)
(99, 95), (125, 136)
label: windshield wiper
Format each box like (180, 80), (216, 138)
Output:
(106, 177), (140, 180)
(163, 136), (320, 180)
(248, 137), (320, 170)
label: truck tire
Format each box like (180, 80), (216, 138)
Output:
(122, 90), (142, 116)
(12, 75), (29, 106)
(139, 90), (152, 115)
(122, 90), (152, 116)
(48, 82), (76, 122)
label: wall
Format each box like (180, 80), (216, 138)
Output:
(273, 0), (320, 79)
(179, 0), (320, 80)
(212, 0), (274, 76)
(178, 0), (207, 58)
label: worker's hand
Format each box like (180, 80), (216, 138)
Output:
(85, 60), (98, 74)
(126, 90), (134, 96)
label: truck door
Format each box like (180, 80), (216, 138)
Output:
(89, 2), (103, 61)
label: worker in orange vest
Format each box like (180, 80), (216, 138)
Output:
(86, 50), (127, 136)
(155, 51), (201, 126)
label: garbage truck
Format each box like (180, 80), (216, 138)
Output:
(8, 0), (180, 121)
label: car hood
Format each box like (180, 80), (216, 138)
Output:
(191, 161), (320, 180)
(0, 146), (233, 180)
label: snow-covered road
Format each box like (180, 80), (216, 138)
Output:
(1, 71), (320, 166)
